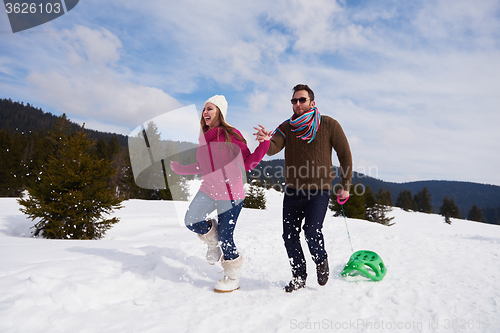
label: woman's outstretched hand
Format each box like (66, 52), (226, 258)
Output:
(253, 125), (271, 142)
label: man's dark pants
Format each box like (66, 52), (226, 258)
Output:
(282, 187), (331, 280)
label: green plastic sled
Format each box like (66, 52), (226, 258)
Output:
(341, 250), (387, 281)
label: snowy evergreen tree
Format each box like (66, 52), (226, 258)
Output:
(331, 186), (395, 226)
(440, 196), (460, 224)
(363, 185), (376, 210)
(18, 119), (124, 239)
(243, 184), (266, 209)
(395, 190), (416, 211)
(366, 203), (395, 226)
(414, 187), (432, 213)
(0, 129), (24, 196)
(366, 189), (395, 226)
(330, 183), (366, 220)
(467, 204), (483, 222)
(376, 188), (393, 207)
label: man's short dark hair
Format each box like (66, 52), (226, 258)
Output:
(292, 84), (315, 101)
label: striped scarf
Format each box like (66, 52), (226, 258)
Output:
(289, 107), (321, 143)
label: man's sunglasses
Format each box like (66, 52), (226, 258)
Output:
(291, 97), (309, 104)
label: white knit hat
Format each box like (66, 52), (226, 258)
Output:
(204, 95), (228, 121)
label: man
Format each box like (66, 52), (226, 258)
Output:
(266, 84), (352, 292)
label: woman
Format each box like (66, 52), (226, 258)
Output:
(170, 95), (270, 292)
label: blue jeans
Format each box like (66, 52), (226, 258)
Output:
(282, 187), (331, 279)
(185, 191), (243, 260)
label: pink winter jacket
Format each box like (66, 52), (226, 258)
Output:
(171, 127), (270, 200)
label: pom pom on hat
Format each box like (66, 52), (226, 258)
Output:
(204, 95), (228, 121)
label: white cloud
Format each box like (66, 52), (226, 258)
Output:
(62, 26), (122, 66)
(21, 25), (182, 133)
(28, 70), (182, 126)
(413, 0), (500, 48)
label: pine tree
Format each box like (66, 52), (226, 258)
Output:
(264, 176), (272, 189)
(481, 207), (500, 225)
(376, 189), (393, 206)
(243, 184), (266, 209)
(366, 203), (395, 226)
(467, 204), (483, 222)
(21, 130), (51, 190)
(414, 187), (432, 213)
(366, 189), (395, 226)
(395, 190), (415, 211)
(18, 120), (124, 239)
(95, 137), (120, 161)
(439, 196), (460, 224)
(0, 129), (24, 196)
(119, 145), (145, 199)
(363, 185), (376, 212)
(330, 182), (366, 220)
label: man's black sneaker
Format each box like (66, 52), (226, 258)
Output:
(317, 258), (329, 286)
(284, 277), (306, 293)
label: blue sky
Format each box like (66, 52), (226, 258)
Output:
(1, 0), (500, 185)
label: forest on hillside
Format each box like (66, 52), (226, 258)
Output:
(0, 99), (128, 146)
(0, 98), (191, 200)
(249, 160), (500, 225)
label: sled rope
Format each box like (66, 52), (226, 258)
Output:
(337, 196), (354, 252)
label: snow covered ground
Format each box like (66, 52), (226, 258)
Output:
(1, 183), (500, 333)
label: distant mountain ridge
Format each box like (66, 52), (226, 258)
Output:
(250, 160), (500, 223)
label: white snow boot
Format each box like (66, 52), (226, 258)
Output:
(197, 219), (222, 265)
(214, 255), (243, 293)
